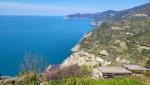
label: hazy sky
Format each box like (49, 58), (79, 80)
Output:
(0, 0), (150, 15)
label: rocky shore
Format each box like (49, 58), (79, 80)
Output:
(62, 32), (112, 67)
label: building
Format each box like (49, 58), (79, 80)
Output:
(122, 64), (149, 74)
(92, 65), (150, 79)
(92, 67), (132, 78)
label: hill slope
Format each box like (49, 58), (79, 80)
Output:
(63, 3), (150, 67)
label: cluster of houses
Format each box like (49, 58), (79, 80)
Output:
(92, 64), (150, 78)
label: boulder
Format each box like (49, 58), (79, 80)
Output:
(99, 50), (108, 56)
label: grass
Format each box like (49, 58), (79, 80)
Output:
(45, 76), (144, 85)
(136, 75), (150, 85)
(90, 76), (143, 85)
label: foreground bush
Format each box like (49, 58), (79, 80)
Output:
(20, 52), (48, 74)
(0, 72), (39, 85)
(144, 71), (150, 77)
(45, 77), (92, 85)
(45, 65), (90, 80)
(44, 76), (143, 85)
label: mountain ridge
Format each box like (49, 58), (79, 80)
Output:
(66, 3), (150, 22)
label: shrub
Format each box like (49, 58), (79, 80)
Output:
(45, 65), (90, 81)
(145, 58), (150, 69)
(20, 52), (48, 74)
(45, 76), (143, 85)
(144, 71), (150, 77)
(80, 65), (90, 76)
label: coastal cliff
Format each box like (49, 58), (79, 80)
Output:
(62, 3), (150, 67)
(63, 15), (150, 67)
(1, 2), (150, 85)
(62, 32), (112, 67)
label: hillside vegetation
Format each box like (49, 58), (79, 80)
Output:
(65, 3), (150, 67)
(79, 17), (150, 65)
(45, 76), (143, 85)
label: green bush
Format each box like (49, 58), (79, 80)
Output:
(144, 71), (150, 77)
(45, 76), (143, 85)
(45, 65), (90, 81)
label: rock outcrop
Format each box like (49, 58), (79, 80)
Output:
(62, 51), (111, 67)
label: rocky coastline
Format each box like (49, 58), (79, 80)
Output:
(61, 31), (112, 67)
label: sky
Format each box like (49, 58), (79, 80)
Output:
(0, 0), (150, 16)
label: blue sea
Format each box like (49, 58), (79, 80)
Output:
(0, 16), (92, 76)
